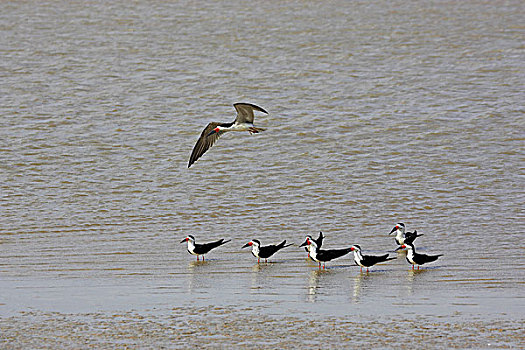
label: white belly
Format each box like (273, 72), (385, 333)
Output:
(187, 242), (197, 255)
(407, 251), (416, 264)
(353, 252), (364, 267)
(229, 123), (252, 131)
(309, 250), (320, 263)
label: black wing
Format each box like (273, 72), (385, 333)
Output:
(417, 253), (442, 264)
(317, 247), (352, 261)
(404, 230), (423, 245)
(233, 103), (268, 124)
(314, 232), (324, 248)
(259, 240), (291, 259)
(360, 254), (395, 267)
(258, 245), (279, 259)
(188, 122), (225, 167)
(193, 239), (230, 255)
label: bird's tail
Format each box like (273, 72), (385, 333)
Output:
(278, 240), (294, 249)
(249, 127), (266, 134)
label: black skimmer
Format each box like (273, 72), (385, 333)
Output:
(242, 239), (292, 263)
(188, 103), (268, 168)
(180, 235), (231, 261)
(350, 244), (396, 272)
(299, 237), (352, 269)
(395, 243), (443, 269)
(304, 232), (324, 258)
(389, 223), (423, 246)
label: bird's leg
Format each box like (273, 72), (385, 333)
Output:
(360, 267), (362, 272)
(318, 262), (321, 269)
(412, 265), (414, 270)
(417, 266), (420, 270)
(202, 255), (205, 261)
(197, 256), (199, 261)
(265, 259), (267, 263)
(258, 258), (260, 264)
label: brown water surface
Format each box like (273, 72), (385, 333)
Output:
(1, 0), (523, 348)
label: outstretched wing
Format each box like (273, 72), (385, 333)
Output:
(188, 122), (225, 168)
(233, 103), (268, 124)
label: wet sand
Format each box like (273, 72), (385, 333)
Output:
(1, 307), (523, 349)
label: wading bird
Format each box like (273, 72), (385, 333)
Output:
(389, 223), (423, 246)
(242, 239), (292, 263)
(180, 235), (230, 261)
(395, 243), (443, 269)
(350, 244), (396, 272)
(300, 237), (352, 269)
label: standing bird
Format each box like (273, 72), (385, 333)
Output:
(188, 103), (268, 168)
(395, 243), (443, 269)
(389, 223), (423, 246)
(350, 244), (396, 272)
(299, 237), (352, 269)
(242, 239), (292, 263)
(304, 232), (324, 258)
(180, 235), (231, 261)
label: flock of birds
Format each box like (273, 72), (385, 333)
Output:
(181, 222), (443, 271)
(185, 103), (443, 271)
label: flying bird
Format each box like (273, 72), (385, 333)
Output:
(188, 103), (268, 168)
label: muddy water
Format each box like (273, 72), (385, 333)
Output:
(1, 0), (524, 348)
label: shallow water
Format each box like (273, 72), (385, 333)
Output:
(1, 0), (524, 348)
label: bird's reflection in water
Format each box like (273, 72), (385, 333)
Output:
(405, 266), (427, 296)
(250, 262), (276, 292)
(306, 269), (332, 303)
(351, 270), (371, 303)
(251, 263), (263, 273)
(188, 260), (209, 269)
(186, 260), (211, 292)
(350, 269), (394, 303)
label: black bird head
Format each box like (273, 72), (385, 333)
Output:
(242, 239), (260, 249)
(207, 127), (220, 137)
(389, 222), (405, 235)
(299, 236), (314, 247)
(395, 242), (414, 252)
(180, 234), (195, 243)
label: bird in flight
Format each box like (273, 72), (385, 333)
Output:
(188, 103), (268, 168)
